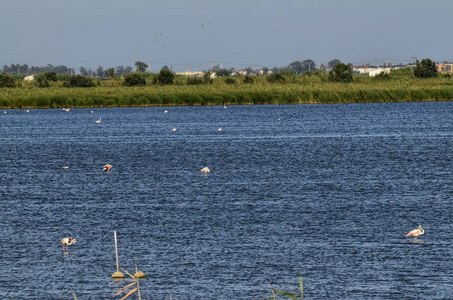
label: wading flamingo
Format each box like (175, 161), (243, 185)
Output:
(406, 225), (424, 239)
(103, 164), (112, 173)
(200, 167), (210, 176)
(61, 237), (76, 251)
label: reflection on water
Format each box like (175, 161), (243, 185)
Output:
(1, 103), (453, 299)
(407, 238), (425, 244)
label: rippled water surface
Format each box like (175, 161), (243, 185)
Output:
(1, 103), (453, 299)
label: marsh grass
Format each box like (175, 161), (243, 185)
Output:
(268, 275), (304, 300)
(1, 75), (453, 108)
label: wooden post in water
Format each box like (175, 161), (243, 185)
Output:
(111, 231), (125, 278)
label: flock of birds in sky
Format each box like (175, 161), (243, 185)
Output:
(152, 22), (211, 51)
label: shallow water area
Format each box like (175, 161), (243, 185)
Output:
(0, 103), (453, 299)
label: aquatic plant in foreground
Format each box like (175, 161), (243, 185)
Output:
(268, 275), (304, 300)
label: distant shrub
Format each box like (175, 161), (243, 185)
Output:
(56, 74), (70, 81)
(186, 77), (204, 85)
(267, 73), (286, 83)
(374, 72), (391, 81)
(203, 72), (213, 84)
(63, 75), (95, 88)
(243, 75), (255, 84)
(123, 73), (146, 86)
(33, 74), (50, 88)
(414, 58), (437, 78)
(43, 72), (58, 81)
(157, 69), (175, 85)
(225, 77), (236, 84)
(329, 63), (353, 83)
(0, 74), (15, 88)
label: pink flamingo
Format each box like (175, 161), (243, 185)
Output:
(103, 164), (112, 173)
(406, 225), (424, 239)
(200, 167), (210, 176)
(61, 237), (77, 251)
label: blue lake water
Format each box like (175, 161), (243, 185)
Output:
(0, 102), (453, 299)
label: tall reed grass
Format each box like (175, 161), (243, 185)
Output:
(1, 76), (453, 108)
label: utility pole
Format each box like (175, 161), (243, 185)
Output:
(148, 61), (151, 72)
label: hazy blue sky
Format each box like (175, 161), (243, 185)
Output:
(1, 0), (451, 72)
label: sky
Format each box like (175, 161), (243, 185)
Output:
(1, 0), (452, 72)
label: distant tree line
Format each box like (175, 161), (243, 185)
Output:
(2, 64), (70, 75)
(0, 58), (440, 88)
(1, 59), (344, 77)
(1, 63), (134, 77)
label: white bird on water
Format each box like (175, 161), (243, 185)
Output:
(172, 128), (177, 132)
(200, 167), (210, 176)
(218, 128), (223, 132)
(406, 225), (425, 239)
(164, 110), (169, 114)
(95, 117), (102, 124)
(61, 237), (76, 251)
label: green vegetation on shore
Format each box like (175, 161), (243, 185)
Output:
(1, 67), (453, 109)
